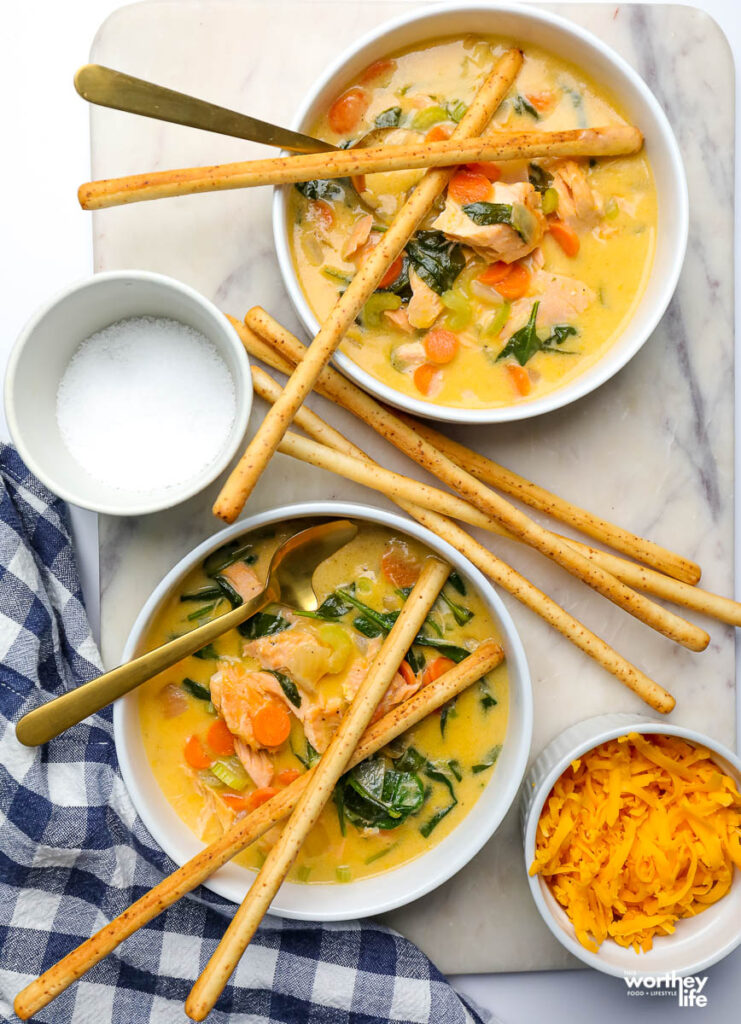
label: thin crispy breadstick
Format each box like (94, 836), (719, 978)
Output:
(245, 307), (709, 654)
(13, 643), (503, 1021)
(185, 558), (451, 1019)
(212, 48), (524, 524)
(78, 125), (642, 209)
(401, 418), (700, 585)
(247, 361), (674, 713)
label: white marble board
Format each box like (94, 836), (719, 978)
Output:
(91, 1), (735, 974)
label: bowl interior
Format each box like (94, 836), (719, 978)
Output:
(524, 719), (741, 977)
(5, 272), (251, 514)
(114, 501), (533, 921)
(273, 2), (686, 424)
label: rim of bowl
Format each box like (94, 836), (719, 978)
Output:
(272, 0), (689, 425)
(522, 714), (741, 977)
(3, 269), (253, 516)
(114, 499), (533, 920)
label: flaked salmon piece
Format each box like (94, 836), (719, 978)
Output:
(392, 340), (427, 369)
(219, 562), (262, 602)
(433, 181), (546, 263)
(191, 769), (237, 836)
(342, 637), (421, 723)
(506, 271), (595, 334)
(342, 214), (374, 259)
(234, 737), (274, 789)
(209, 664), (276, 747)
(407, 268), (443, 329)
(550, 161), (603, 232)
(301, 697), (345, 753)
(384, 306), (415, 333)
(243, 625), (336, 691)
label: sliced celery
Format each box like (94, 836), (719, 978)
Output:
(541, 187), (559, 216)
(361, 292), (402, 328)
(210, 757), (249, 791)
(411, 105), (448, 131)
(441, 289), (473, 331)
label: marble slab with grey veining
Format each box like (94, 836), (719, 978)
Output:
(91, 1), (735, 974)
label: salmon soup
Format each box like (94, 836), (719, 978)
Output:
(288, 35), (657, 409)
(138, 520), (508, 884)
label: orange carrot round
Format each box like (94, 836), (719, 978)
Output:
(276, 768), (302, 786)
(493, 263), (530, 300)
(478, 261), (512, 286)
(381, 544), (421, 588)
(413, 363), (440, 396)
(465, 161), (501, 181)
(422, 656), (456, 687)
(526, 91), (556, 112)
(423, 328), (459, 365)
(248, 787), (280, 810)
(328, 87), (370, 134)
(253, 701), (291, 748)
(207, 718), (236, 756)
(220, 792), (250, 812)
(549, 219), (580, 257)
(506, 363), (532, 396)
(184, 734), (212, 770)
(399, 660), (417, 688)
(425, 123), (454, 143)
(378, 253), (404, 289)
(448, 168), (491, 204)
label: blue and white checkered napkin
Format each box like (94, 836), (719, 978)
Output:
(0, 443), (488, 1024)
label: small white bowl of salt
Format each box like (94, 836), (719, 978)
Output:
(4, 270), (252, 515)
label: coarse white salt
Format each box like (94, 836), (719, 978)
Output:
(56, 316), (236, 493)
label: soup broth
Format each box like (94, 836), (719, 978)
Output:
(138, 521), (509, 884)
(288, 35), (657, 408)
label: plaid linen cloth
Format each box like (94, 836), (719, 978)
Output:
(0, 444), (489, 1024)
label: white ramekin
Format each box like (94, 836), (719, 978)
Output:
(521, 714), (741, 978)
(115, 500), (533, 920)
(273, 1), (688, 424)
(4, 270), (252, 515)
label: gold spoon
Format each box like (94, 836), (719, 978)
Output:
(15, 519), (358, 747)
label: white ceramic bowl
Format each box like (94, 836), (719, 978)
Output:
(115, 500), (533, 920)
(4, 270), (252, 515)
(273, 1), (688, 424)
(521, 714), (741, 978)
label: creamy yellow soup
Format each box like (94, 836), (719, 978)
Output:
(288, 35), (657, 409)
(138, 521), (508, 884)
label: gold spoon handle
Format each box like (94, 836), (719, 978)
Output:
(15, 584), (278, 747)
(74, 64), (337, 155)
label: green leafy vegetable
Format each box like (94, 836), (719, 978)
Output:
(365, 842), (399, 864)
(182, 678), (211, 701)
(472, 745), (502, 773)
(405, 646), (426, 676)
(541, 324), (578, 353)
(406, 231), (465, 295)
(424, 761), (458, 804)
(193, 643), (218, 661)
(238, 612), (290, 639)
(292, 739), (320, 770)
(479, 680), (498, 711)
(375, 106), (402, 128)
(294, 179), (345, 202)
(439, 589), (473, 626)
(447, 100), (467, 123)
(180, 585), (223, 603)
(377, 255), (411, 297)
(449, 570), (468, 595)
(440, 698), (457, 736)
(214, 576), (243, 608)
(512, 94), (540, 119)
(334, 756), (425, 832)
(322, 267), (353, 285)
(420, 802), (456, 838)
(448, 759), (462, 782)
(203, 540), (256, 577)
(462, 201), (514, 227)
(496, 302), (541, 365)
(336, 589), (469, 659)
(528, 163), (553, 194)
(271, 671), (301, 708)
(187, 603), (217, 621)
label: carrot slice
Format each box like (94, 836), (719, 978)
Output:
(221, 792), (250, 812)
(492, 263), (530, 300)
(309, 199), (334, 231)
(526, 91), (556, 113)
(413, 362), (439, 396)
(399, 660), (417, 688)
(184, 734), (212, 770)
(360, 59), (397, 85)
(248, 787), (279, 810)
(207, 718), (236, 756)
(378, 253), (404, 289)
(465, 161), (501, 182)
(549, 218), (580, 257)
(425, 123), (454, 143)
(253, 701), (292, 748)
(422, 656), (456, 687)
(506, 363), (532, 396)
(423, 328), (459, 365)
(328, 87), (370, 134)
(448, 168), (491, 204)
(478, 261), (512, 286)
(381, 543), (421, 588)
(276, 768), (302, 786)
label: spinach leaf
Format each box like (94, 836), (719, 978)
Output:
(424, 761), (458, 804)
(296, 590), (354, 621)
(375, 106), (402, 128)
(496, 302), (541, 365)
(479, 679), (498, 711)
(238, 612), (291, 639)
(448, 759), (462, 782)
(182, 678), (211, 701)
(292, 739), (320, 770)
(338, 589), (469, 659)
(180, 585), (223, 603)
(448, 570), (466, 596)
(353, 615), (386, 638)
(338, 589), (399, 633)
(377, 254), (411, 298)
(406, 231), (465, 295)
(186, 603), (217, 621)
(462, 201), (514, 227)
(393, 746), (426, 773)
(472, 745), (502, 773)
(272, 671), (301, 708)
(193, 643), (218, 661)
(440, 698), (457, 737)
(405, 646), (426, 676)
(214, 575), (243, 608)
(512, 94), (540, 119)
(439, 589), (473, 626)
(203, 539), (256, 576)
(540, 324), (578, 354)
(420, 802), (456, 838)
(336, 756), (425, 831)
(528, 162), (553, 194)
(413, 635), (469, 661)
(294, 179), (345, 202)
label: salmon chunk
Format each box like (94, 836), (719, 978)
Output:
(243, 625), (336, 691)
(256, 666), (345, 754)
(219, 562), (262, 602)
(342, 214), (374, 259)
(433, 181), (546, 263)
(209, 664), (277, 746)
(550, 161), (604, 232)
(506, 271), (595, 334)
(384, 306), (415, 333)
(407, 268), (443, 329)
(234, 738), (274, 789)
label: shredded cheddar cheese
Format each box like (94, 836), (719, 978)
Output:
(530, 733), (741, 954)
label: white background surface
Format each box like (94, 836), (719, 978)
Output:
(1, 1), (739, 1021)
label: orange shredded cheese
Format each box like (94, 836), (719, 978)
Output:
(530, 733), (741, 954)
